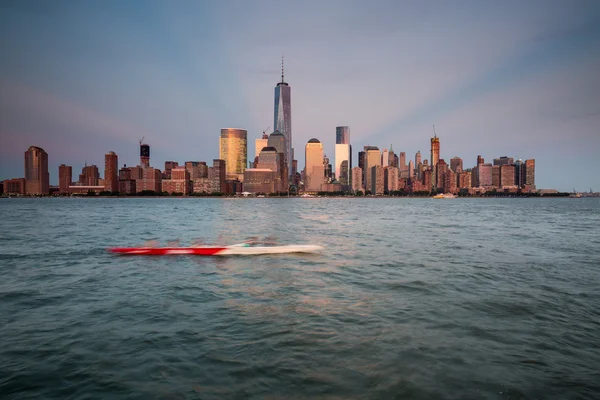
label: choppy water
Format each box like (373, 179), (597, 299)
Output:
(1, 197), (599, 399)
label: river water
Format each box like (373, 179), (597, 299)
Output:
(1, 197), (599, 399)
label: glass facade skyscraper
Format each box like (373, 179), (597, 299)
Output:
(336, 126), (349, 145)
(274, 59), (292, 179)
(219, 128), (247, 182)
(335, 126), (351, 185)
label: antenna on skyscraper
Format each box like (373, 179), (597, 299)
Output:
(281, 54), (284, 83)
(433, 124), (436, 138)
(139, 136), (145, 146)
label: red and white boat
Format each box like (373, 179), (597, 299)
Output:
(109, 243), (324, 256)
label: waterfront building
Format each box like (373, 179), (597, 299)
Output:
(408, 160), (415, 178)
(477, 155), (485, 165)
(162, 167), (190, 195)
(450, 157), (463, 173)
(211, 159), (226, 193)
(351, 167), (363, 193)
(436, 159), (448, 191)
(305, 139), (324, 192)
(185, 161), (207, 180)
(24, 145), (49, 195)
(371, 165), (385, 195)
(58, 164), (72, 193)
(163, 161), (179, 179)
(384, 166), (398, 192)
(477, 164), (493, 187)
(364, 146), (380, 193)
(500, 164), (516, 188)
(2, 178), (26, 195)
(415, 151), (421, 167)
(273, 58), (293, 176)
(444, 170), (458, 194)
(335, 127), (351, 185)
(335, 144), (351, 185)
(243, 169), (276, 193)
(458, 171), (472, 189)
(492, 165), (500, 188)
(79, 164), (99, 186)
(358, 151), (365, 187)
(523, 159), (536, 190)
(104, 152), (118, 193)
(220, 128), (247, 182)
(514, 159), (524, 187)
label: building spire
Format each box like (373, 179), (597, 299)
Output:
(281, 54), (284, 83)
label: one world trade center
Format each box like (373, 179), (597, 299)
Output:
(273, 57), (292, 178)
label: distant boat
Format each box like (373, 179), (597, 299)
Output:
(433, 193), (456, 199)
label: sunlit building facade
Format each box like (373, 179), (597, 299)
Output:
(24, 146), (49, 195)
(305, 138), (324, 192)
(351, 167), (363, 193)
(364, 146), (380, 193)
(220, 128), (247, 181)
(104, 151), (118, 193)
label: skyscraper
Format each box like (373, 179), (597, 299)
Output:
(220, 128), (247, 181)
(336, 126), (349, 145)
(431, 134), (440, 190)
(305, 139), (324, 192)
(274, 57), (292, 177)
(415, 151), (421, 167)
(450, 157), (463, 173)
(58, 164), (72, 193)
(381, 148), (389, 167)
(255, 132), (269, 158)
(104, 151), (118, 193)
(140, 142), (150, 168)
(304, 138), (325, 192)
(364, 146), (380, 194)
(524, 159), (536, 189)
(335, 126), (351, 185)
(24, 145), (49, 195)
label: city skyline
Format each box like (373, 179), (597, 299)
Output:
(1, 0), (599, 192)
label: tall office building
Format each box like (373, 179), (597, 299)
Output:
(514, 159), (524, 187)
(255, 132), (269, 158)
(450, 157), (463, 173)
(274, 57), (292, 176)
(268, 131), (286, 155)
(381, 148), (389, 167)
(335, 127), (351, 185)
(388, 145), (395, 167)
(399, 152), (407, 171)
(523, 159), (535, 189)
(430, 135), (440, 190)
(58, 164), (72, 193)
(494, 156), (514, 166)
(336, 126), (349, 145)
(364, 146), (380, 194)
(104, 151), (118, 192)
(24, 146), (49, 195)
(415, 151), (421, 167)
(140, 142), (150, 168)
(219, 128), (247, 181)
(79, 164), (99, 186)
(408, 160), (415, 178)
(305, 139), (324, 192)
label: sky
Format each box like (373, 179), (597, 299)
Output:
(1, 0), (599, 192)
